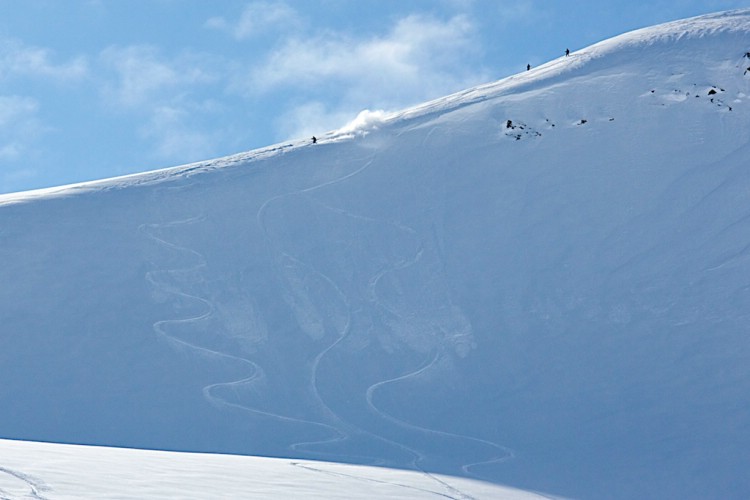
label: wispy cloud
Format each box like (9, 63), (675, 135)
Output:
(97, 45), (225, 164)
(492, 0), (539, 24)
(0, 39), (85, 192)
(139, 105), (217, 160)
(249, 14), (481, 92)
(0, 38), (88, 81)
(99, 45), (217, 108)
(0, 95), (43, 161)
(206, 1), (302, 40)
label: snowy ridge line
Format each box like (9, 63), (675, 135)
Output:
(390, 8), (750, 126)
(4, 9), (748, 208)
(0, 140), (303, 206)
(0, 126), (368, 206)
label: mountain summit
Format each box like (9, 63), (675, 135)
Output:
(2, 9), (750, 499)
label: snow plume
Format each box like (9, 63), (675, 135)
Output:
(335, 109), (389, 136)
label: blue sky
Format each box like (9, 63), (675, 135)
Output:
(0, 0), (746, 193)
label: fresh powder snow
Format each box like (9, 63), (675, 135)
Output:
(1, 9), (750, 499)
(0, 438), (548, 500)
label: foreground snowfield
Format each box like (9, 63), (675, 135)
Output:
(2, 9), (750, 499)
(0, 439), (550, 500)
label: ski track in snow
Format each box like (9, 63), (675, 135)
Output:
(253, 156), (402, 467)
(257, 159), (475, 500)
(255, 156), (411, 464)
(139, 198), (349, 442)
(254, 153), (513, 499)
(364, 350), (515, 480)
(0, 467), (49, 500)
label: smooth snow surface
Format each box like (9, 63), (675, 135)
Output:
(1, 9), (750, 499)
(0, 439), (548, 499)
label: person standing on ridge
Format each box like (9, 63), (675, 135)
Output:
(311, 136), (317, 144)
(566, 48), (570, 56)
(527, 63), (531, 71)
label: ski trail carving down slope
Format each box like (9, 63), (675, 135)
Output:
(254, 152), (513, 495)
(0, 467), (49, 500)
(365, 350), (515, 479)
(253, 161), (380, 460)
(318, 193), (510, 483)
(139, 211), (348, 439)
(255, 157), (405, 465)
(277, 257), (479, 499)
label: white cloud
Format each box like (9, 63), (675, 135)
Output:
(0, 38), (88, 81)
(139, 104), (217, 162)
(97, 45), (225, 164)
(0, 95), (42, 161)
(206, 1), (301, 40)
(492, 0), (539, 24)
(1, 165), (37, 184)
(0, 95), (37, 127)
(438, 0), (476, 10)
(99, 45), (216, 108)
(250, 15), (483, 93)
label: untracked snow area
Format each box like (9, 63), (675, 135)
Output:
(0, 439), (548, 500)
(1, 9), (750, 500)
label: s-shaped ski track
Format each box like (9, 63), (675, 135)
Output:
(256, 154), (481, 499)
(366, 350), (515, 481)
(141, 216), (346, 441)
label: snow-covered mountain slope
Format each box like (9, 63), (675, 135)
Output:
(1, 9), (750, 499)
(0, 439), (547, 500)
